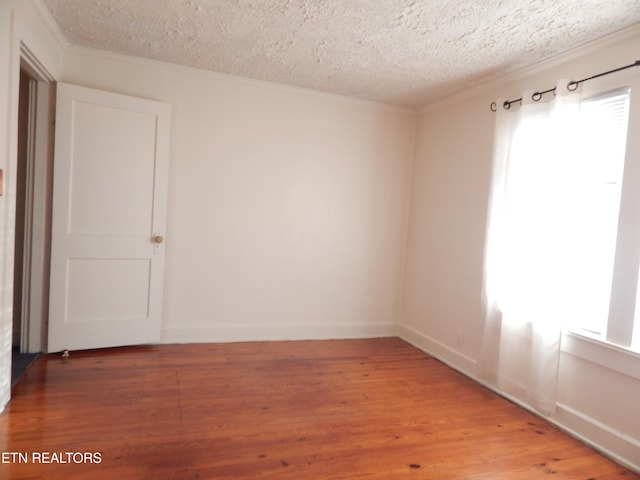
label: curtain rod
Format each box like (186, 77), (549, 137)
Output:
(490, 59), (640, 112)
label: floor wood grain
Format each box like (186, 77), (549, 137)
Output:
(0, 337), (637, 479)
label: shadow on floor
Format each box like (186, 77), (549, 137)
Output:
(12, 347), (39, 386)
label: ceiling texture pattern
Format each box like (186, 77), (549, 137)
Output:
(42, 0), (640, 106)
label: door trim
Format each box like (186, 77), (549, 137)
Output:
(18, 42), (54, 353)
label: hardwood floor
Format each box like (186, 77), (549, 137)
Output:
(0, 337), (636, 479)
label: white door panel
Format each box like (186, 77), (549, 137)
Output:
(48, 83), (171, 352)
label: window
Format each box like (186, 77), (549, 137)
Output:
(490, 86), (637, 350)
(562, 88), (635, 349)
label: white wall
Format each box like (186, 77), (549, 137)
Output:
(60, 47), (415, 343)
(400, 27), (640, 471)
(2, 3), (638, 471)
(0, 0), (63, 412)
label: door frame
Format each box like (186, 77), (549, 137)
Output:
(16, 42), (55, 353)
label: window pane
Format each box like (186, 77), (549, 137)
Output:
(569, 89), (630, 336)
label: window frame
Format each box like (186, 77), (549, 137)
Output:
(565, 79), (640, 352)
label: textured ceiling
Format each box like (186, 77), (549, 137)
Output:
(42, 0), (640, 106)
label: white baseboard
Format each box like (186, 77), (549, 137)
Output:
(551, 403), (640, 473)
(162, 322), (397, 344)
(397, 323), (640, 474)
(397, 323), (478, 375)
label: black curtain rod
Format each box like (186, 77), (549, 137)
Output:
(490, 60), (640, 112)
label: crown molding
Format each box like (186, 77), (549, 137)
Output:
(27, 0), (640, 114)
(62, 43), (413, 112)
(420, 22), (640, 112)
(29, 0), (69, 50)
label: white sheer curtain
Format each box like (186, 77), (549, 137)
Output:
(480, 80), (582, 414)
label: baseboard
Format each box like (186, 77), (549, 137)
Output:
(551, 403), (640, 473)
(162, 322), (397, 344)
(397, 323), (477, 375)
(397, 323), (640, 474)
(468, 384), (640, 474)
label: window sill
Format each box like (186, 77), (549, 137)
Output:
(561, 330), (640, 381)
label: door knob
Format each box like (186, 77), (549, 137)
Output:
(153, 235), (164, 244)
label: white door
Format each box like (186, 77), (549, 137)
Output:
(48, 83), (171, 352)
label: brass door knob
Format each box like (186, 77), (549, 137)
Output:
(153, 235), (164, 244)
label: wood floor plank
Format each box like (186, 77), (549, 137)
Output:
(0, 337), (636, 479)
